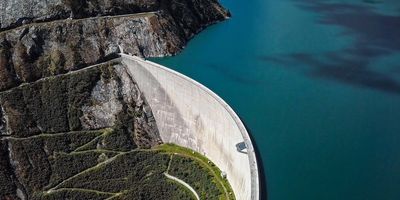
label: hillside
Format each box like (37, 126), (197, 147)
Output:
(0, 1), (230, 199)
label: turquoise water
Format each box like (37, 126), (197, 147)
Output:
(152, 0), (400, 199)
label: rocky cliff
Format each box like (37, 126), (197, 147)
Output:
(0, 0), (230, 92)
(0, 0), (229, 199)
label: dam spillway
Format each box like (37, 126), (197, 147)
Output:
(120, 54), (260, 200)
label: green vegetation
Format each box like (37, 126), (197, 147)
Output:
(66, 66), (101, 131)
(157, 144), (236, 200)
(0, 141), (18, 198)
(0, 61), (234, 200)
(0, 63), (102, 137)
(0, 41), (18, 91)
(4, 136), (234, 200)
(37, 150), (196, 200)
(47, 151), (120, 189)
(2, 128), (234, 200)
(34, 189), (112, 200)
(5, 130), (104, 193)
(169, 156), (222, 199)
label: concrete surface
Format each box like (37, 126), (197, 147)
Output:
(120, 54), (260, 200)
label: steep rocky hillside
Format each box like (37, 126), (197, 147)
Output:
(0, 61), (164, 199)
(0, 0), (229, 199)
(0, 0), (230, 92)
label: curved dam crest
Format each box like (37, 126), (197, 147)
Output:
(120, 54), (260, 200)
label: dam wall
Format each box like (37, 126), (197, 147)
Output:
(120, 54), (260, 200)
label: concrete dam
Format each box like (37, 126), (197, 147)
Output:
(120, 54), (260, 200)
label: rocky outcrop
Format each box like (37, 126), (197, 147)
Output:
(0, 0), (160, 31)
(0, 0), (229, 92)
(0, 61), (160, 144)
(0, 13), (182, 92)
(0, 0), (229, 32)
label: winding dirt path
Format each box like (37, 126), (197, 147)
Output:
(164, 173), (200, 200)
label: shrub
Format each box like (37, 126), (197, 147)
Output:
(47, 151), (118, 189)
(0, 141), (17, 196)
(67, 67), (101, 131)
(33, 189), (111, 200)
(169, 155), (222, 199)
(0, 43), (18, 91)
(8, 139), (51, 194)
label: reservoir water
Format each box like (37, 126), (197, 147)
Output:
(152, 0), (400, 199)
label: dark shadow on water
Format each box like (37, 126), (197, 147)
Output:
(239, 116), (268, 200)
(295, 0), (400, 51)
(260, 53), (400, 94)
(260, 0), (400, 95)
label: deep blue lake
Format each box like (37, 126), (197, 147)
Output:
(152, 0), (400, 199)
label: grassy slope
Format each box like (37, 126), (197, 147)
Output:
(156, 144), (236, 200)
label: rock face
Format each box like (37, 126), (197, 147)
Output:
(0, 0), (229, 32)
(0, 0), (159, 30)
(0, 13), (177, 91)
(0, 0), (229, 92)
(0, 0), (229, 199)
(0, 61), (159, 142)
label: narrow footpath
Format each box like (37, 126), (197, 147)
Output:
(164, 173), (200, 200)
